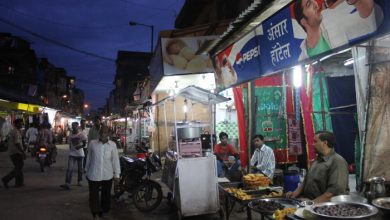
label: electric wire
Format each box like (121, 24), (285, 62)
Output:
(0, 16), (116, 62)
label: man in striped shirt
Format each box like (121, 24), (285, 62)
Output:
(250, 134), (275, 179)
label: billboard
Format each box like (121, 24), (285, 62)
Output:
(161, 36), (217, 75)
(215, 0), (390, 90)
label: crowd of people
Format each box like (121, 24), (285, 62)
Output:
(1, 116), (121, 219)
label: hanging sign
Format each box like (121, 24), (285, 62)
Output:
(215, 0), (390, 90)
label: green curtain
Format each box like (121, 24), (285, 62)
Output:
(312, 72), (333, 132)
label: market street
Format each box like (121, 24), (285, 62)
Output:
(0, 144), (250, 220)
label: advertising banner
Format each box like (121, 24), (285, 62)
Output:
(214, 30), (262, 90)
(215, 0), (390, 90)
(161, 36), (217, 75)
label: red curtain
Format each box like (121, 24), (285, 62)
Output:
(300, 67), (316, 167)
(232, 86), (248, 167)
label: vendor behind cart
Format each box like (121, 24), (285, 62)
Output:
(250, 134), (276, 179)
(214, 132), (240, 178)
(286, 131), (349, 203)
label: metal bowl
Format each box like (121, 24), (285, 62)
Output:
(331, 195), (368, 204)
(372, 197), (390, 215)
(308, 202), (378, 220)
(248, 198), (300, 215)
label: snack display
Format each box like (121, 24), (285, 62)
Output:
(243, 173), (271, 189)
(225, 187), (252, 200)
(309, 202), (378, 219)
(274, 207), (297, 220)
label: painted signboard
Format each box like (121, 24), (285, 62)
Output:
(161, 36), (217, 75)
(215, 0), (390, 90)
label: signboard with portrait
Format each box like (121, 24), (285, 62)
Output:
(215, 0), (390, 90)
(161, 36), (217, 75)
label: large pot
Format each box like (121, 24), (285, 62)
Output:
(177, 126), (202, 139)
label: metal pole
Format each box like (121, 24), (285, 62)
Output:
(247, 81), (255, 173)
(150, 25), (154, 54)
(163, 102), (169, 150)
(124, 114), (128, 154)
(173, 98), (179, 154)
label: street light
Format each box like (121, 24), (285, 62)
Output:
(129, 21), (154, 53)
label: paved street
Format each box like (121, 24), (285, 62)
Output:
(0, 144), (253, 220)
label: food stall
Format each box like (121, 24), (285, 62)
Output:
(160, 85), (229, 219)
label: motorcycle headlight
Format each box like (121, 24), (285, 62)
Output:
(39, 147), (47, 152)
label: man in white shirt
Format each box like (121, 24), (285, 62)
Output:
(250, 134), (276, 179)
(60, 122), (86, 190)
(85, 125), (120, 219)
(80, 119), (89, 170)
(25, 124), (38, 153)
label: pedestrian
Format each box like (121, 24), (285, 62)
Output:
(60, 122), (86, 190)
(85, 125), (120, 219)
(80, 119), (90, 170)
(2, 118), (26, 189)
(88, 116), (101, 143)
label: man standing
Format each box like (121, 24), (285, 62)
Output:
(214, 132), (240, 178)
(80, 119), (89, 170)
(2, 119), (26, 188)
(60, 122), (86, 190)
(250, 134), (275, 179)
(85, 125), (120, 219)
(88, 116), (101, 145)
(286, 131), (349, 203)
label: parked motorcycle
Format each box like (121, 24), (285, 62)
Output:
(36, 145), (52, 172)
(115, 148), (163, 212)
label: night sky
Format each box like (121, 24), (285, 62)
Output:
(0, 0), (185, 109)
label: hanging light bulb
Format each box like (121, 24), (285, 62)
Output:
(293, 65), (302, 88)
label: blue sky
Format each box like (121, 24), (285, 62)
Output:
(0, 0), (185, 109)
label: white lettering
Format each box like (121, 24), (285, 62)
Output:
(267, 19), (288, 41)
(242, 45), (260, 63)
(270, 43), (291, 66)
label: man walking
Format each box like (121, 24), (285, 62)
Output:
(2, 119), (26, 188)
(85, 125), (120, 219)
(80, 119), (89, 170)
(60, 122), (86, 190)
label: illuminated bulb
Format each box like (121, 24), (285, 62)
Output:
(293, 65), (302, 88)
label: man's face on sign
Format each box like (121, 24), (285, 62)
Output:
(301, 0), (322, 30)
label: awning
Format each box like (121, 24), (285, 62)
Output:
(152, 85), (230, 106)
(0, 99), (41, 113)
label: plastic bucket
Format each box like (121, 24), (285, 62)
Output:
(283, 170), (300, 192)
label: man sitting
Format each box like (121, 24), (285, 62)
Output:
(214, 132), (240, 179)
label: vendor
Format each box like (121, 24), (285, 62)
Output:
(214, 132), (240, 178)
(250, 134), (275, 179)
(286, 131), (349, 203)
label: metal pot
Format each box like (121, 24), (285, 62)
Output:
(176, 126), (202, 139)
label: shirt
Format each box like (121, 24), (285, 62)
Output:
(85, 139), (121, 181)
(80, 127), (90, 147)
(68, 132), (87, 157)
(26, 127), (38, 143)
(250, 144), (275, 179)
(214, 143), (237, 162)
(8, 128), (23, 155)
(302, 149), (349, 200)
(88, 126), (100, 143)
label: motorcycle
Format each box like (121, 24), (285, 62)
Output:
(36, 146), (52, 172)
(115, 147), (163, 212)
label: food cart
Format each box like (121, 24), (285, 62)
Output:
(160, 85), (229, 219)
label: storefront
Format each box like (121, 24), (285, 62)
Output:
(209, 0), (390, 189)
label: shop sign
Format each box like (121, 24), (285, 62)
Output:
(214, 31), (262, 90)
(161, 36), (217, 75)
(215, 0), (390, 90)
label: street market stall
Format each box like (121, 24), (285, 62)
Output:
(160, 85), (229, 219)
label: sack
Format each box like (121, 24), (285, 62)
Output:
(0, 140), (8, 152)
